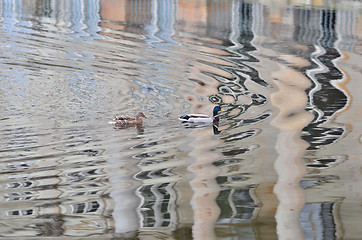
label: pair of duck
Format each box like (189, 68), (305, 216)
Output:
(113, 106), (223, 126)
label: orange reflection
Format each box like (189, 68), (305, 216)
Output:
(271, 59), (314, 240)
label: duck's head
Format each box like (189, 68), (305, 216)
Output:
(136, 112), (147, 119)
(213, 106), (223, 116)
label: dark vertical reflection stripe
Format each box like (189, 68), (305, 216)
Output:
(294, 8), (348, 150)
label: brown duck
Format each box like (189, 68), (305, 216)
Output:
(113, 112), (147, 126)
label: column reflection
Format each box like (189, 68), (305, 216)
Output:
(271, 59), (314, 239)
(187, 124), (222, 240)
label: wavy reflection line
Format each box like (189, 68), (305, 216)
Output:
(205, 2), (270, 123)
(306, 44), (328, 123)
(116, 126), (188, 231)
(300, 8), (348, 151)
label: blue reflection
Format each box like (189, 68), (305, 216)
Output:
(69, 0), (102, 40)
(144, 0), (178, 47)
(0, 0), (102, 40)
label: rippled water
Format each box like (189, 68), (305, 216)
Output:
(0, 0), (361, 239)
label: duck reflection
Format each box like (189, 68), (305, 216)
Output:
(180, 122), (221, 135)
(114, 123), (145, 135)
(213, 123), (221, 135)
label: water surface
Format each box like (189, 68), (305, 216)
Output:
(0, 0), (361, 239)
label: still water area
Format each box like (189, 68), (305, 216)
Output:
(0, 0), (361, 239)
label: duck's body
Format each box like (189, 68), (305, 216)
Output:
(113, 112), (147, 126)
(179, 106), (223, 123)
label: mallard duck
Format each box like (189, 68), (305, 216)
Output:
(179, 106), (223, 123)
(113, 112), (147, 126)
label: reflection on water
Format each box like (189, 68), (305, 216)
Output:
(0, 0), (361, 239)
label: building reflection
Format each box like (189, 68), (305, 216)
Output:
(0, 0), (360, 239)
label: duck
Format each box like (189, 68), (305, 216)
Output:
(113, 112), (147, 126)
(179, 106), (224, 123)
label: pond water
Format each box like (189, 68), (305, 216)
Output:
(0, 0), (361, 239)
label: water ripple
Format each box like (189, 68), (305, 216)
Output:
(0, 0), (360, 239)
